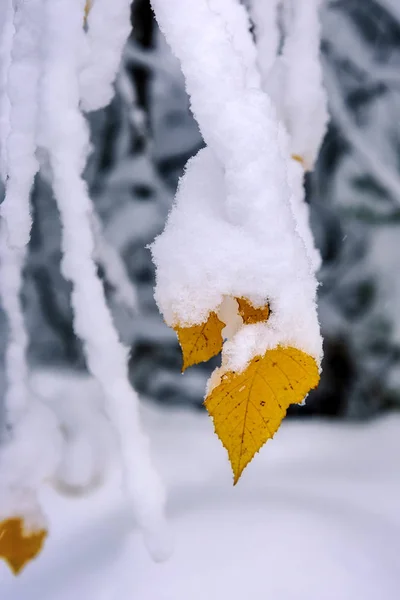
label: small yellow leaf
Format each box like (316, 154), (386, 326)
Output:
(292, 154), (306, 168)
(0, 517), (47, 575)
(236, 297), (270, 325)
(84, 1), (92, 23)
(205, 346), (319, 484)
(174, 311), (225, 371)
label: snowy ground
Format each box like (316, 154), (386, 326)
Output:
(1, 370), (399, 600)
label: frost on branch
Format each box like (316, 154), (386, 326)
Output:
(150, 0), (328, 482)
(80, 0), (133, 112)
(0, 0), (167, 574)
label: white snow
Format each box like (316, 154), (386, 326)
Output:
(0, 0), (166, 561)
(91, 212), (138, 315)
(80, 0), (133, 112)
(38, 0), (167, 557)
(150, 0), (323, 373)
(246, 0), (281, 86)
(0, 0), (13, 182)
(1, 370), (399, 600)
(0, 227), (29, 421)
(277, 0), (328, 170)
(0, 0), (43, 249)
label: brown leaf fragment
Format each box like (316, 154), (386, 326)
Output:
(236, 297), (270, 325)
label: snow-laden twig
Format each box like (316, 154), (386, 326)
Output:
(0, 0), (44, 426)
(278, 0), (328, 169)
(1, 0), (43, 249)
(377, 0), (400, 24)
(80, 0), (133, 112)
(323, 57), (400, 204)
(151, 0), (322, 367)
(0, 229), (29, 424)
(247, 0), (325, 270)
(245, 0), (282, 87)
(91, 211), (138, 314)
(0, 0), (14, 182)
(39, 0), (167, 559)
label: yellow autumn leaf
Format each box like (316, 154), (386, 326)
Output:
(205, 346), (319, 484)
(291, 154), (306, 168)
(0, 517), (47, 575)
(174, 311), (225, 372)
(84, 0), (92, 23)
(236, 297), (270, 325)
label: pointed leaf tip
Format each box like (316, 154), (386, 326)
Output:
(205, 346), (319, 483)
(0, 517), (47, 575)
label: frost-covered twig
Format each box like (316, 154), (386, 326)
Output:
(323, 57), (400, 204)
(91, 211), (138, 313)
(151, 0), (322, 367)
(0, 233), (29, 424)
(39, 0), (167, 558)
(1, 0), (43, 249)
(80, 0), (133, 112)
(0, 0), (44, 424)
(0, 0), (14, 182)
(247, 0), (326, 271)
(377, 0), (400, 24)
(245, 0), (281, 87)
(278, 0), (328, 169)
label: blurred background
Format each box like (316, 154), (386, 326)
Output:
(1, 0), (400, 418)
(1, 1), (400, 598)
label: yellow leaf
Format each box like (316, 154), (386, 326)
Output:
(174, 311), (225, 372)
(84, 0), (91, 23)
(236, 297), (270, 325)
(205, 346), (319, 484)
(291, 154), (306, 168)
(0, 517), (47, 575)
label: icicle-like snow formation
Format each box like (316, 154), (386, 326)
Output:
(250, 0), (328, 170)
(39, 0), (167, 560)
(247, 0), (326, 270)
(0, 4), (64, 571)
(245, 0), (282, 87)
(91, 212), (138, 314)
(151, 0), (323, 370)
(0, 0), (43, 422)
(80, 0), (133, 112)
(0, 0), (167, 569)
(0, 234), (28, 423)
(0, 0), (13, 182)
(1, 0), (43, 249)
(279, 0), (328, 170)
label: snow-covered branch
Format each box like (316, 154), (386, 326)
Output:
(323, 57), (400, 204)
(39, 0), (166, 556)
(151, 0), (322, 368)
(0, 0), (43, 249)
(0, 0), (168, 570)
(80, 0), (133, 112)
